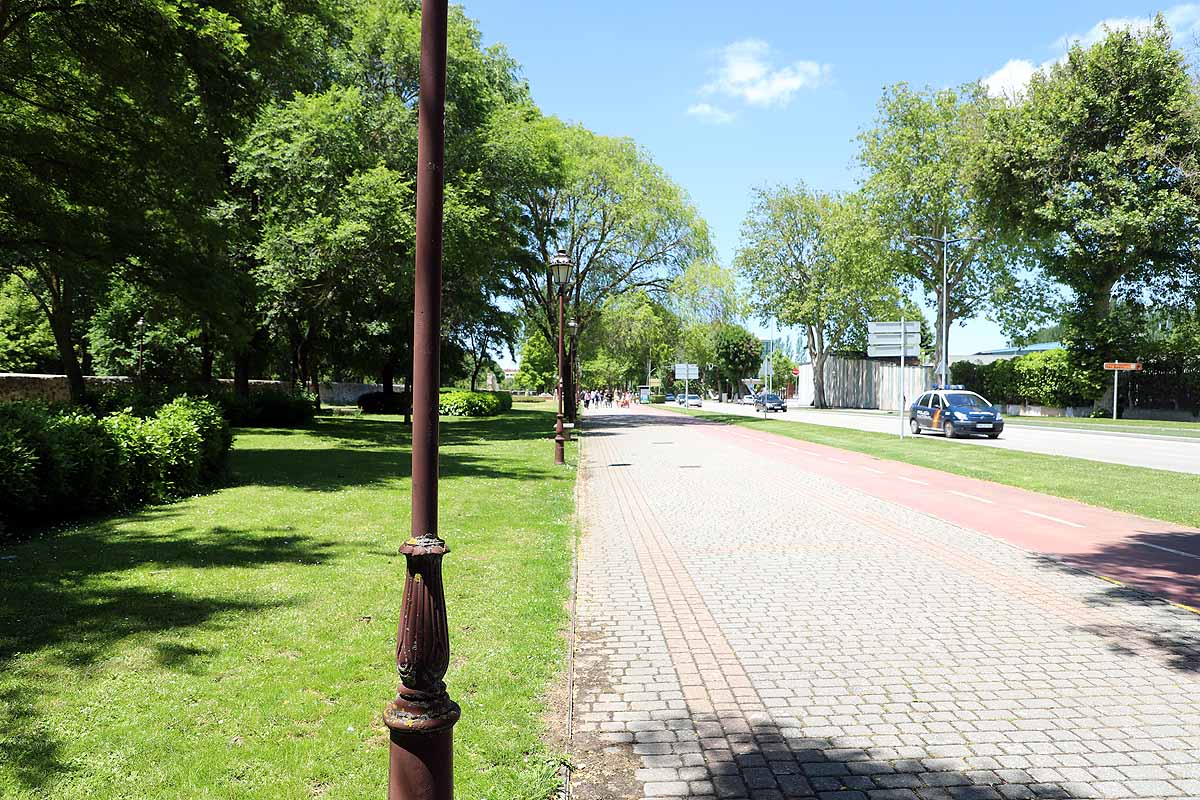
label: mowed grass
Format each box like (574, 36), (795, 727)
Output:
(666, 407), (1200, 529)
(1002, 414), (1200, 437)
(0, 405), (575, 800)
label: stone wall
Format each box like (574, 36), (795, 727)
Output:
(0, 372), (400, 407)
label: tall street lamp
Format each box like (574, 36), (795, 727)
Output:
(384, 2), (459, 799)
(911, 228), (982, 385)
(551, 249), (572, 464)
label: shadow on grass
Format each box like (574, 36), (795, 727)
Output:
(0, 516), (334, 791)
(233, 409), (571, 491)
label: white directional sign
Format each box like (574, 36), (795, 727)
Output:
(674, 363), (699, 380)
(867, 321), (922, 358)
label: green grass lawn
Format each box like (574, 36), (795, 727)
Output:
(0, 405), (575, 800)
(1001, 414), (1200, 437)
(665, 407), (1200, 529)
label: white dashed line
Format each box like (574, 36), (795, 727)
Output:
(1137, 542), (1200, 561)
(1020, 509), (1085, 529)
(860, 466), (885, 475)
(829, 458), (849, 464)
(897, 476), (928, 486)
(948, 490), (995, 505)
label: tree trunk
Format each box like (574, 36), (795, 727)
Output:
(381, 359), (395, 396)
(469, 355), (482, 392)
(49, 305), (86, 404)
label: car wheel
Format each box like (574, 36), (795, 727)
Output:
(909, 418), (921, 435)
(987, 432), (1001, 439)
(943, 421), (956, 439)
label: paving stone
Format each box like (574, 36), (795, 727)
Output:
(570, 409), (1200, 800)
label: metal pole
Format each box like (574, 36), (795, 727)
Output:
(942, 226), (948, 386)
(555, 289), (566, 463)
(1113, 371), (1119, 420)
(900, 317), (906, 439)
(385, 2), (459, 798)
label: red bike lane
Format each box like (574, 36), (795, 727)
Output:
(652, 406), (1200, 611)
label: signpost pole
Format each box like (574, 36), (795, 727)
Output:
(1113, 370), (1119, 420)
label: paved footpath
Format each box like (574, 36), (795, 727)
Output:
(570, 408), (1200, 800)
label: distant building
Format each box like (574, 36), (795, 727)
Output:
(952, 342), (1062, 366)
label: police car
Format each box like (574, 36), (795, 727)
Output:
(909, 386), (1004, 439)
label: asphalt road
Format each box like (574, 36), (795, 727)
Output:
(696, 400), (1200, 474)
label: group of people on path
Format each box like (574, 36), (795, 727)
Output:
(579, 388), (634, 410)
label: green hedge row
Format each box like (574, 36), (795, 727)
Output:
(0, 396), (232, 536)
(87, 383), (316, 427)
(951, 349), (1101, 408)
(438, 390), (513, 417)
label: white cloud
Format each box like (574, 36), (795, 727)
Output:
(686, 102), (735, 125)
(1054, 5), (1200, 50)
(983, 4), (1200, 98)
(699, 39), (831, 108)
(983, 59), (1039, 99)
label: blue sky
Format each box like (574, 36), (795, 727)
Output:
(469, 1), (1200, 357)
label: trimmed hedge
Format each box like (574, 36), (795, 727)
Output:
(0, 396), (232, 537)
(218, 387), (317, 427)
(650, 394), (667, 403)
(356, 390), (411, 415)
(951, 349), (1100, 408)
(438, 390), (512, 417)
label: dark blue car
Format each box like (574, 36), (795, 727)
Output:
(909, 387), (1004, 439)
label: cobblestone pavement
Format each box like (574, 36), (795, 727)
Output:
(571, 409), (1200, 800)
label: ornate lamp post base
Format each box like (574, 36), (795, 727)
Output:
(386, 536), (461, 799)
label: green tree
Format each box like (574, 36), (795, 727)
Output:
(737, 186), (917, 407)
(0, 272), (58, 373)
(976, 18), (1200, 402)
(493, 111), (710, 414)
(514, 330), (556, 393)
(711, 323), (762, 398)
(858, 83), (1053, 377)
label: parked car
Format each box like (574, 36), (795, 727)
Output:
(739, 394), (758, 405)
(683, 393), (703, 407)
(754, 393), (787, 412)
(664, 393), (676, 402)
(909, 387), (1004, 439)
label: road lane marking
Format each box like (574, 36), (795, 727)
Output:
(861, 466), (885, 475)
(949, 490), (995, 505)
(1020, 509), (1085, 528)
(1137, 542), (1200, 561)
(829, 457), (849, 464)
(897, 476), (928, 486)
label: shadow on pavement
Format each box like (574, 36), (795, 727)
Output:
(1031, 552), (1200, 675)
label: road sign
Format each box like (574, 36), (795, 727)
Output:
(792, 366), (800, 376)
(674, 363), (699, 380)
(867, 321), (922, 358)
(1104, 362), (1143, 371)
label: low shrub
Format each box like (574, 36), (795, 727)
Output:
(438, 389), (511, 417)
(219, 387), (317, 427)
(650, 394), (667, 404)
(357, 391), (411, 415)
(0, 397), (232, 538)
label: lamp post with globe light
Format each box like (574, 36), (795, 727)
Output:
(551, 250), (572, 464)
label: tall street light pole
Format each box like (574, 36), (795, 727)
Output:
(136, 316), (146, 379)
(385, 2), (459, 799)
(551, 250), (572, 464)
(911, 228), (982, 386)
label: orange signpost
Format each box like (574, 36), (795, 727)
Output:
(1103, 361), (1142, 420)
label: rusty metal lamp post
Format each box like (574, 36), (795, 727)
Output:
(551, 250), (572, 464)
(384, 1), (460, 799)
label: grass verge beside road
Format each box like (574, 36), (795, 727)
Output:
(0, 406), (574, 800)
(667, 407), (1200, 529)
